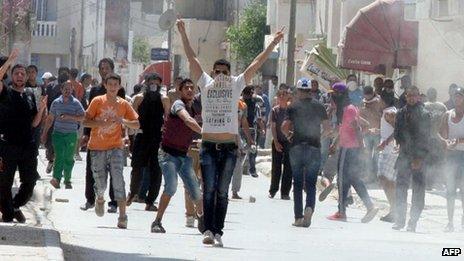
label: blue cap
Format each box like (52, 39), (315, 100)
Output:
(296, 78), (311, 89)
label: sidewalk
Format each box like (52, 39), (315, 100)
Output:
(0, 152), (64, 261)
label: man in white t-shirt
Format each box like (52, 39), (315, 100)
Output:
(176, 18), (283, 247)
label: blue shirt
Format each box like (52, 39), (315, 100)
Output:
(349, 88), (363, 107)
(50, 96), (85, 133)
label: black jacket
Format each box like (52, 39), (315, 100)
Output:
(394, 103), (431, 161)
(138, 89), (164, 142)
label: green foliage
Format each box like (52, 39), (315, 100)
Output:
(226, 1), (267, 67)
(132, 37), (150, 64)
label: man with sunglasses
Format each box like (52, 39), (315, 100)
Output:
(177, 18), (283, 247)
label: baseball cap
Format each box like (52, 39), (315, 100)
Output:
(296, 78), (311, 89)
(41, 72), (53, 79)
(332, 82), (347, 93)
(454, 87), (464, 97)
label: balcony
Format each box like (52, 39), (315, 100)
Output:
(32, 21), (57, 37)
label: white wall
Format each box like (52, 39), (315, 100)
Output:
(172, 19), (228, 78)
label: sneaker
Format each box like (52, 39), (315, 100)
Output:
(74, 153), (82, 161)
(64, 182), (72, 189)
(117, 215), (128, 229)
(80, 202), (95, 211)
(197, 214), (205, 233)
(186, 216), (195, 228)
(361, 207), (379, 223)
(213, 234), (223, 247)
(95, 199), (105, 217)
(232, 192), (242, 199)
(444, 223), (454, 233)
(145, 204), (158, 212)
(327, 212), (347, 221)
(135, 196), (146, 203)
(49, 178), (60, 189)
(281, 195), (291, 200)
(126, 193), (136, 206)
(202, 230), (214, 245)
(151, 220), (166, 233)
(268, 193), (275, 199)
(318, 183), (334, 202)
(250, 172), (258, 178)
(392, 223), (405, 230)
(46, 162), (54, 174)
(13, 209), (26, 223)
(380, 212), (395, 223)
(107, 205), (117, 213)
(292, 218), (305, 227)
(302, 207), (313, 227)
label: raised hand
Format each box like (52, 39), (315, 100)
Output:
(272, 27), (285, 44)
(0, 48), (19, 93)
(176, 16), (186, 35)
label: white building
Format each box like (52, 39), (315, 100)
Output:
(31, 0), (106, 76)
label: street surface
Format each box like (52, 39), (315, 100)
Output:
(42, 151), (463, 261)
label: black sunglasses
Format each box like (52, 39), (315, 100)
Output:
(214, 70), (229, 75)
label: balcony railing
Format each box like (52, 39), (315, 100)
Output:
(32, 21), (57, 37)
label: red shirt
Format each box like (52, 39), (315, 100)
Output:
(339, 105), (361, 148)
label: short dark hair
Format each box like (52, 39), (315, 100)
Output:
(98, 58), (115, 71)
(58, 67), (70, 76)
(179, 79), (194, 91)
(104, 73), (121, 84)
(363, 86), (374, 95)
(175, 76), (183, 81)
(11, 64), (26, 73)
(384, 79), (394, 88)
(133, 84), (144, 94)
(58, 72), (69, 84)
(213, 59), (231, 71)
(80, 73), (92, 82)
(27, 65), (38, 73)
(406, 85), (420, 94)
(242, 85), (254, 96)
(144, 73), (162, 83)
(70, 68), (79, 79)
(347, 74), (357, 81)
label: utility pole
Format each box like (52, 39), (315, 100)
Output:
(286, 0), (296, 85)
(79, 0), (85, 70)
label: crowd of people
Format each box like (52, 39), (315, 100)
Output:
(0, 18), (463, 251)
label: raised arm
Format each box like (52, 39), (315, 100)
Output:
(176, 18), (204, 83)
(0, 49), (19, 94)
(178, 109), (202, 134)
(243, 29), (284, 84)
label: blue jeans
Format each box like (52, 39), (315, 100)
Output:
(320, 137), (331, 173)
(338, 148), (374, 214)
(159, 150), (201, 201)
(138, 167), (150, 200)
(289, 144), (321, 219)
(200, 142), (237, 236)
(247, 128), (257, 174)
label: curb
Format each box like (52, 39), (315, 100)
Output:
(42, 227), (64, 261)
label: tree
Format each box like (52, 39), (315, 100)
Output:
(132, 37), (150, 64)
(226, 1), (267, 68)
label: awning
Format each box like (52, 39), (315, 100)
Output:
(338, 0), (418, 74)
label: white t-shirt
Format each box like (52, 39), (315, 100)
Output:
(380, 106), (397, 153)
(197, 72), (246, 135)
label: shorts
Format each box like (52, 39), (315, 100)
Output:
(377, 151), (397, 181)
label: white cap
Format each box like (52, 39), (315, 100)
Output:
(296, 78), (311, 89)
(41, 72), (53, 79)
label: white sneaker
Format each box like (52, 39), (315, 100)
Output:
(213, 234), (223, 247)
(186, 216), (195, 228)
(202, 230), (214, 245)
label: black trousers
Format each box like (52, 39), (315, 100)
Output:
(395, 158), (425, 226)
(269, 140), (292, 196)
(85, 151), (117, 207)
(0, 143), (40, 221)
(129, 135), (162, 205)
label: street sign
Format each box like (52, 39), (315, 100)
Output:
(151, 48), (170, 61)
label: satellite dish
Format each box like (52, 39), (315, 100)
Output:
(159, 9), (176, 31)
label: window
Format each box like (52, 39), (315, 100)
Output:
(457, 0), (464, 14)
(439, 0), (450, 16)
(404, 0), (417, 20)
